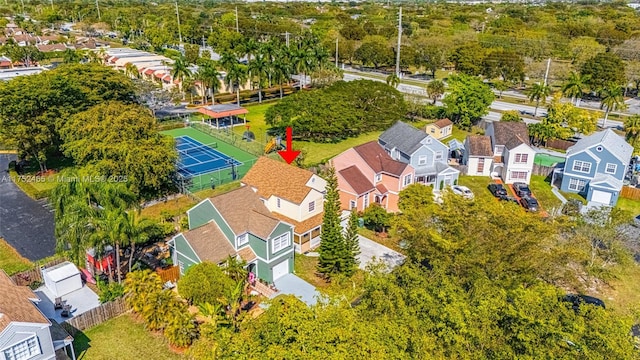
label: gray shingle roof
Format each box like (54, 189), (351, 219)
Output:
(466, 135), (493, 157)
(567, 129), (633, 165)
(379, 121), (429, 155)
(490, 122), (530, 148)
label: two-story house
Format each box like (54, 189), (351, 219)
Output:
(486, 122), (536, 184)
(463, 135), (494, 176)
(559, 129), (633, 206)
(331, 141), (414, 212)
(0, 271), (76, 360)
(241, 157), (327, 253)
(379, 121), (460, 190)
(169, 186), (295, 284)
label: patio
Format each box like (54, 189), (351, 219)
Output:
(35, 284), (100, 324)
(271, 274), (320, 306)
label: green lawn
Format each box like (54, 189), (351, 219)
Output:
(616, 197), (640, 216)
(231, 102), (276, 141)
(294, 254), (365, 300)
(73, 314), (183, 360)
(456, 175), (496, 202)
(295, 131), (383, 166)
(528, 175), (562, 211)
(450, 126), (472, 142)
(0, 238), (32, 275)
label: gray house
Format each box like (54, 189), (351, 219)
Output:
(0, 271), (75, 360)
(558, 129), (633, 206)
(379, 121), (459, 189)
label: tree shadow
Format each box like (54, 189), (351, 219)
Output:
(71, 330), (92, 360)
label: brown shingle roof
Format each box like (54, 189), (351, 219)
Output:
(242, 157), (314, 204)
(433, 118), (453, 129)
(466, 135), (493, 157)
(0, 270), (49, 332)
(491, 122), (530, 149)
(210, 186), (281, 239)
(270, 212), (323, 235)
(353, 141), (408, 177)
(36, 43), (67, 52)
(237, 246), (257, 263)
(338, 165), (375, 195)
(376, 184), (389, 194)
(182, 222), (236, 264)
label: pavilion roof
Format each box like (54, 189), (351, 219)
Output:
(197, 104), (248, 119)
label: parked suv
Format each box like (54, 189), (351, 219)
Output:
(512, 182), (532, 197)
(519, 196), (539, 212)
(488, 183), (508, 198)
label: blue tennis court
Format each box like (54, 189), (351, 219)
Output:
(176, 136), (242, 177)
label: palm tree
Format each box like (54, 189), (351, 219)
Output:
(124, 212), (155, 273)
(225, 64), (248, 106)
(625, 114), (640, 149)
(248, 53), (269, 103)
(197, 60), (222, 105)
(170, 56), (193, 93)
(292, 46), (317, 89)
(271, 56), (292, 99)
(599, 84), (626, 128)
(426, 80), (445, 105)
(527, 82), (551, 117)
(124, 63), (139, 79)
(218, 280), (247, 331)
(63, 48), (81, 64)
(386, 73), (400, 88)
(562, 72), (590, 106)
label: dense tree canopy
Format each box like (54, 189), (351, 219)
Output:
(581, 53), (627, 90)
(265, 80), (406, 142)
(443, 74), (495, 130)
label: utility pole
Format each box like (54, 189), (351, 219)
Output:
(395, 7), (402, 78)
(235, 6), (239, 33)
(335, 37), (339, 67)
(543, 57), (551, 86)
(285, 32), (290, 47)
(175, 1), (183, 46)
(95, 0), (100, 21)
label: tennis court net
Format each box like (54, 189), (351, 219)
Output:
(178, 142), (218, 156)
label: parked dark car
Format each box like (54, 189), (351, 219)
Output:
(519, 196), (539, 211)
(563, 294), (606, 311)
(488, 183), (508, 198)
(513, 182), (532, 197)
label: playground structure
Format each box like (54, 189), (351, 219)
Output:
(264, 135), (284, 154)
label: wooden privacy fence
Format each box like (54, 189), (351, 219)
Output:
(11, 258), (67, 286)
(546, 139), (575, 151)
(61, 297), (128, 335)
(532, 164), (556, 177)
(620, 185), (640, 200)
(157, 265), (180, 283)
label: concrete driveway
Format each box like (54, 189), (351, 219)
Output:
(0, 154), (56, 260)
(357, 235), (405, 271)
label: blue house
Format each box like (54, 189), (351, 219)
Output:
(559, 129), (633, 206)
(379, 121), (459, 189)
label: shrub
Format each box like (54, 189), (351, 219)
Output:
(362, 204), (391, 233)
(97, 280), (125, 303)
(177, 262), (235, 305)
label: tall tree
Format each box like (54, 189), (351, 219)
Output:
(624, 114), (640, 152)
(248, 52), (269, 103)
(317, 167), (347, 279)
(225, 64), (248, 106)
(197, 60), (221, 105)
(426, 79), (445, 105)
(562, 71), (590, 106)
(124, 63), (140, 79)
(386, 73), (400, 88)
(443, 74), (494, 130)
(599, 84), (626, 128)
(527, 82), (551, 117)
(170, 56), (193, 93)
(581, 52), (626, 91)
(342, 210), (360, 277)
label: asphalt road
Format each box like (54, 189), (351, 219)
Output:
(0, 154), (56, 260)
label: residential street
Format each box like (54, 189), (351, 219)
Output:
(0, 154), (56, 260)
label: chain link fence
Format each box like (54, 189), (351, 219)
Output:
(190, 121), (267, 157)
(179, 157), (258, 192)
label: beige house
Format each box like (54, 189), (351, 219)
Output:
(425, 119), (454, 140)
(463, 135), (494, 176)
(242, 157), (327, 253)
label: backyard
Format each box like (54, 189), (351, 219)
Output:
(0, 237), (32, 275)
(73, 314), (183, 360)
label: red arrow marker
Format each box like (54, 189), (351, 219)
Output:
(278, 126), (301, 164)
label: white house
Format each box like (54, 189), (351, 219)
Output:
(486, 122), (536, 184)
(463, 135), (494, 176)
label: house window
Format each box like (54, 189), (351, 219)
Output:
(514, 153), (528, 164)
(272, 233), (291, 253)
(2, 336), (40, 360)
(426, 175), (437, 184)
(276, 198), (281, 208)
(510, 171), (527, 180)
(426, 138), (432, 144)
(308, 201), (315, 212)
(495, 145), (504, 155)
(349, 200), (356, 210)
(569, 178), (586, 191)
(237, 233), (249, 247)
(363, 194), (369, 208)
(178, 260), (184, 274)
(605, 163), (617, 174)
(375, 173), (382, 182)
(375, 195), (381, 203)
(434, 151), (443, 161)
(572, 160), (591, 173)
(418, 156), (428, 165)
(430, 128), (435, 134)
(403, 174), (412, 186)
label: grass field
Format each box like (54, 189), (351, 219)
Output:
(293, 253), (365, 300)
(617, 197), (640, 216)
(162, 127), (257, 191)
(528, 175), (563, 211)
(0, 238), (32, 275)
(73, 314), (183, 360)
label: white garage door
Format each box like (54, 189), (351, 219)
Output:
(591, 190), (612, 205)
(272, 260), (289, 281)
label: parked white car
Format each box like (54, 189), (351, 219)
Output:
(451, 185), (474, 199)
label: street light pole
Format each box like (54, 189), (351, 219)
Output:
(175, 1), (183, 46)
(395, 7), (402, 78)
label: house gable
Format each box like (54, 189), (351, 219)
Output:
(187, 199), (216, 230)
(564, 150), (598, 179)
(267, 222), (295, 259)
(586, 145), (626, 180)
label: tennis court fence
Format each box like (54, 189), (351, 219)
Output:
(190, 122), (266, 157)
(180, 157), (259, 192)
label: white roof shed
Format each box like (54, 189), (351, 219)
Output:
(41, 262), (83, 297)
